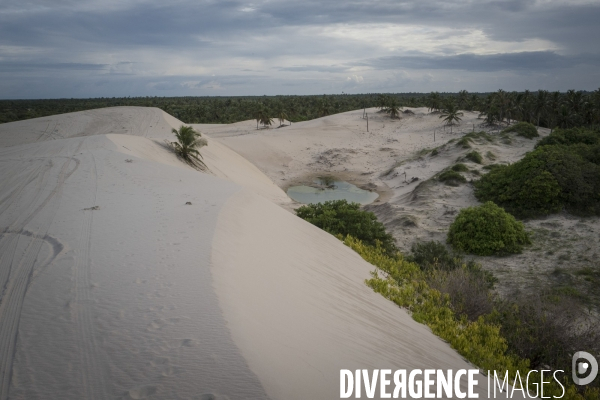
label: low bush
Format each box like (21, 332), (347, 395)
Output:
(465, 131), (494, 142)
(408, 241), (496, 286)
(295, 200), (398, 256)
(456, 137), (472, 149)
(536, 127), (600, 148)
(430, 148), (439, 156)
(483, 164), (500, 170)
(447, 201), (531, 255)
(474, 144), (600, 217)
(438, 170), (466, 186)
(502, 121), (539, 139)
(465, 150), (483, 164)
(489, 291), (600, 387)
(451, 163), (469, 172)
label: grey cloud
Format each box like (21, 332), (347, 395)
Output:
(0, 0), (599, 98)
(277, 65), (349, 73)
(359, 51), (600, 72)
(0, 62), (108, 72)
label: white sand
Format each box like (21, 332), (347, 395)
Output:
(0, 107), (526, 399)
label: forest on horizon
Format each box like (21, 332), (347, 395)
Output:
(1, 89), (599, 131)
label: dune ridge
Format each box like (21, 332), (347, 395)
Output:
(0, 107), (523, 399)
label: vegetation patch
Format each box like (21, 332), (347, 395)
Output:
(347, 237), (591, 398)
(447, 201), (531, 256)
(456, 137), (472, 149)
(474, 128), (600, 218)
(295, 200), (398, 256)
(296, 200), (598, 397)
(465, 150), (483, 164)
(486, 151), (496, 160)
(451, 163), (469, 172)
(464, 131), (494, 142)
(438, 170), (467, 186)
(502, 121), (539, 139)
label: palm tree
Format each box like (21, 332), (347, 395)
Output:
(318, 99), (332, 117)
(427, 92), (442, 112)
(274, 103), (288, 127)
(534, 90), (549, 127)
(457, 90), (469, 110)
(384, 98), (402, 119)
(170, 125), (208, 169)
(259, 107), (274, 128)
(440, 102), (464, 126)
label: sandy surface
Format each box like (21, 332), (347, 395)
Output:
(0, 107), (529, 399)
(199, 108), (599, 304)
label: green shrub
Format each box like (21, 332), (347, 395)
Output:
(465, 150), (483, 164)
(295, 200), (398, 256)
(486, 151), (496, 160)
(483, 164), (500, 170)
(474, 145), (600, 217)
(536, 127), (600, 148)
(451, 163), (469, 172)
(438, 170), (466, 186)
(502, 121), (539, 139)
(463, 131), (493, 142)
(431, 148), (439, 156)
(447, 201), (531, 255)
(456, 137), (472, 149)
(408, 240), (496, 287)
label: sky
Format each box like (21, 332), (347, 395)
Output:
(1, 0), (599, 98)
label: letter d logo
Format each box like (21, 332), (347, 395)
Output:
(572, 351), (598, 386)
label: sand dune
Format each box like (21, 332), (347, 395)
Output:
(0, 107), (523, 399)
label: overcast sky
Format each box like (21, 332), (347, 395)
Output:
(1, 0), (599, 98)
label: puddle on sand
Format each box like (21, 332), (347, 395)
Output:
(287, 177), (379, 205)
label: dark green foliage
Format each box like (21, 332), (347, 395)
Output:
(0, 94), (427, 125)
(451, 163), (469, 172)
(502, 122), (539, 139)
(482, 164), (501, 170)
(431, 148), (439, 156)
(295, 200), (398, 256)
(465, 150), (483, 164)
(474, 162), (563, 218)
(536, 127), (600, 148)
(438, 170), (466, 186)
(447, 201), (531, 255)
(475, 130), (600, 217)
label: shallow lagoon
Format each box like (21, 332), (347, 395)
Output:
(287, 177), (379, 205)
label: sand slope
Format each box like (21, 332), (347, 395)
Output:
(0, 107), (523, 399)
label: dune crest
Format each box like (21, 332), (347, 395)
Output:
(0, 107), (522, 399)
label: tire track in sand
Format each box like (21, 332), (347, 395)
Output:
(0, 142), (81, 400)
(72, 144), (110, 399)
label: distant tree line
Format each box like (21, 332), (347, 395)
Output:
(1, 90), (599, 129)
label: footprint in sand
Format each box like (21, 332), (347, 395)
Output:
(127, 385), (157, 399)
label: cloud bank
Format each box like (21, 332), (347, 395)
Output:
(1, 0), (599, 98)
